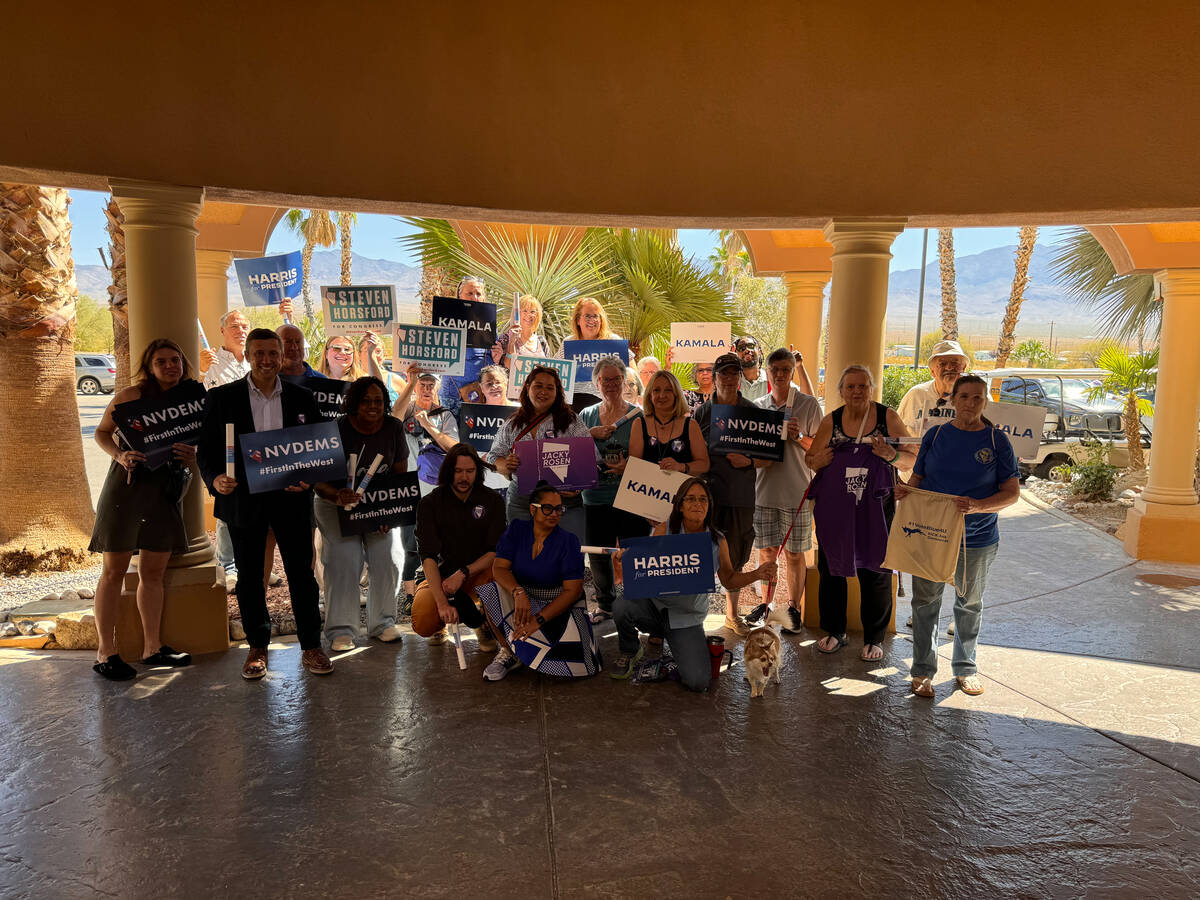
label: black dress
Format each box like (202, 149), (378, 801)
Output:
(88, 439), (189, 554)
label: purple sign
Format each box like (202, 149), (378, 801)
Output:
(515, 437), (598, 493)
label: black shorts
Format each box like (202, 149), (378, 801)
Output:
(713, 505), (755, 572)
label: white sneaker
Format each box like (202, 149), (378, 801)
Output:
(483, 648), (521, 681)
(947, 620), (956, 636)
(377, 624), (403, 643)
(905, 615), (913, 627)
(267, 571), (283, 587)
(330, 635), (355, 652)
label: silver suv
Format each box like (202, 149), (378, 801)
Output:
(75, 354), (116, 395)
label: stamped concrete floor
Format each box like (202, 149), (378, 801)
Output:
(2, 497), (1198, 899)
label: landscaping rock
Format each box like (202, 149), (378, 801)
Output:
(39, 593), (61, 604)
(34, 620), (57, 635)
(16, 620), (36, 636)
(1118, 497), (1135, 507)
(77, 588), (95, 600)
(0, 623), (18, 638)
(278, 617), (296, 636)
(1120, 489), (1136, 500)
(52, 612), (99, 650)
(1051, 499), (1067, 509)
(229, 620), (246, 641)
(58, 590), (81, 608)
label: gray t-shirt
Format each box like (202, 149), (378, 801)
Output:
(754, 387), (823, 508)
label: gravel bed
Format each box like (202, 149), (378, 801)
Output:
(0, 562), (103, 616)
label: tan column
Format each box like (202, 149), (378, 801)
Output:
(782, 272), (829, 383)
(195, 249), (232, 354)
(112, 179), (212, 567)
(821, 218), (906, 407)
(1124, 268), (1200, 562)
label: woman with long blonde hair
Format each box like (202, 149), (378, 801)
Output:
(491, 294), (551, 369)
(319, 335), (366, 381)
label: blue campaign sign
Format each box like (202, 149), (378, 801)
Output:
(561, 339), (630, 385)
(280, 375), (347, 421)
(111, 379), (207, 470)
(708, 402), (786, 461)
(432, 296), (498, 350)
(621, 532), (716, 601)
(337, 471), (421, 536)
(234, 251), (303, 307)
(239, 421), (346, 494)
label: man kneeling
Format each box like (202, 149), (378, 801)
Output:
(412, 444), (506, 652)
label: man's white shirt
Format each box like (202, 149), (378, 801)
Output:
(203, 346), (250, 390)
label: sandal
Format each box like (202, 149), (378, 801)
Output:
(93, 654), (137, 681)
(143, 645), (192, 667)
(588, 608), (613, 625)
(817, 634), (847, 654)
(859, 643), (884, 662)
(911, 676), (934, 698)
(956, 675), (985, 696)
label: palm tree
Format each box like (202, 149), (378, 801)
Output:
(284, 209), (337, 319)
(0, 184), (96, 572)
(398, 218), (611, 349)
(598, 229), (738, 358)
(1047, 227), (1158, 342)
(100, 195), (130, 390)
(707, 229), (748, 292)
(1010, 339), (1054, 367)
(337, 211), (357, 286)
(1086, 345), (1157, 471)
(937, 228), (959, 340)
(994, 226), (1039, 367)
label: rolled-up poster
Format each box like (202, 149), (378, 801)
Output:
(197, 318), (211, 351)
(451, 622), (467, 670)
(346, 453), (384, 508)
(347, 452), (358, 491)
(580, 545), (620, 555)
(617, 406), (642, 426)
(225, 423), (236, 479)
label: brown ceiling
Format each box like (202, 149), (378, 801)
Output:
(6, 2), (1200, 227)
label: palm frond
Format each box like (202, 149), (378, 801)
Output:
(1047, 227), (1159, 342)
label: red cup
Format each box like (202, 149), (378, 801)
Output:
(707, 635), (734, 679)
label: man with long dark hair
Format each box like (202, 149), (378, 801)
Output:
(413, 443), (507, 648)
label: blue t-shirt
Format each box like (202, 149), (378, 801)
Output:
(914, 423), (1019, 547)
(495, 518), (585, 588)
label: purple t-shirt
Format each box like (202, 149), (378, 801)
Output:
(809, 443), (894, 577)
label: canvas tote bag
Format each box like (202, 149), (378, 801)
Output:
(882, 486), (965, 586)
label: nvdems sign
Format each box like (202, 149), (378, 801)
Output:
(338, 471), (420, 536)
(234, 251), (302, 307)
(459, 403), (508, 453)
(240, 421), (346, 494)
(708, 403), (786, 461)
(281, 375), (348, 421)
(111, 379), (207, 469)
(621, 532), (716, 600)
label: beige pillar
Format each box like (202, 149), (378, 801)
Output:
(782, 272), (829, 384)
(1124, 268), (1200, 562)
(195, 249), (233, 354)
(821, 219), (906, 407)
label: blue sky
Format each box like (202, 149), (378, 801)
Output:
(65, 188), (1054, 273)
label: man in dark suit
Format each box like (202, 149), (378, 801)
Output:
(199, 327), (333, 679)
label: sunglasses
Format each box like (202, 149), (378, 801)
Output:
(533, 503), (566, 516)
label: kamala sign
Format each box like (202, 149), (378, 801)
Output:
(561, 339), (629, 388)
(459, 403), (508, 454)
(240, 421), (346, 494)
(234, 251), (302, 307)
(281, 375), (348, 421)
(507, 354), (576, 400)
(515, 436), (597, 493)
(620, 532), (716, 601)
(432, 296), (497, 350)
(670, 322), (732, 364)
(708, 403), (786, 461)
(985, 400), (1048, 460)
(111, 380), (207, 469)
(392, 323), (468, 376)
(613, 456), (692, 521)
(338, 471), (420, 535)
(322, 285), (396, 335)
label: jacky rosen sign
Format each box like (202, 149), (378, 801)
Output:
(240, 421), (346, 494)
(111, 379), (207, 469)
(321, 285), (396, 335)
(620, 532), (716, 600)
(613, 456), (692, 521)
(708, 403), (786, 461)
(515, 436), (598, 493)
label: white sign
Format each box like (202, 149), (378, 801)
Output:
(613, 457), (693, 522)
(670, 322), (732, 364)
(507, 354), (577, 400)
(986, 400), (1048, 460)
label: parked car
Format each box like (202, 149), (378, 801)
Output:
(75, 354), (117, 395)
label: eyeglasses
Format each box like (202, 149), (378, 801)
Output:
(329, 346), (354, 355)
(598, 376), (623, 385)
(695, 367), (714, 375)
(736, 340), (757, 350)
(534, 503), (566, 516)
(682, 495), (709, 505)
(580, 313), (601, 321)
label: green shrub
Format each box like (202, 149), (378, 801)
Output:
(881, 365), (927, 410)
(1069, 440), (1117, 501)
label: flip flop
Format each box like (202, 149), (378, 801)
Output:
(912, 676), (934, 698)
(817, 634), (847, 654)
(859, 643), (884, 661)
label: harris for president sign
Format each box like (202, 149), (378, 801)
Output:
(620, 532), (716, 600)
(234, 252), (302, 307)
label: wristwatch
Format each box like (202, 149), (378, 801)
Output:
(535, 614), (547, 626)
(458, 566), (470, 579)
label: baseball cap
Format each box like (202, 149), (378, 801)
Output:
(929, 340), (969, 363)
(416, 370), (439, 382)
(714, 353), (742, 373)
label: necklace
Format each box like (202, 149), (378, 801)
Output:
(651, 413), (676, 443)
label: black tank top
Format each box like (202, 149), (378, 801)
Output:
(832, 402), (891, 444)
(638, 416), (695, 465)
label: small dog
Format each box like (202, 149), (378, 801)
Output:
(743, 625), (782, 698)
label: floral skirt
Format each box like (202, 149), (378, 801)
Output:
(477, 582), (600, 678)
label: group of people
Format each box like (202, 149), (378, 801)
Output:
(88, 276), (1018, 700)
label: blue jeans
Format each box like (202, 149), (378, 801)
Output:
(909, 542), (999, 678)
(613, 595), (711, 692)
(215, 519), (237, 575)
(313, 498), (401, 641)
